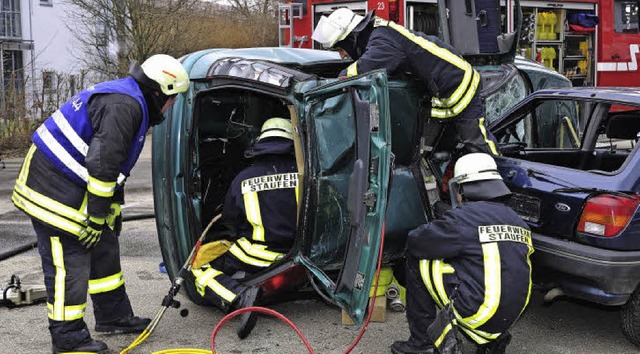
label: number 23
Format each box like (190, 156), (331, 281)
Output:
(377, 2), (385, 10)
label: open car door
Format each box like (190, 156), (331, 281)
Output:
(296, 70), (392, 325)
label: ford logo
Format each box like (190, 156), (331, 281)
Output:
(555, 203), (571, 212)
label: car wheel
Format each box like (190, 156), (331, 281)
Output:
(621, 285), (640, 347)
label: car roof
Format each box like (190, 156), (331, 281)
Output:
(527, 87), (640, 104)
(181, 47), (347, 80)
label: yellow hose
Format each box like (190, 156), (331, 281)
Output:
(152, 349), (212, 354)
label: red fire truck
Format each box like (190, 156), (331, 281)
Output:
(278, 0), (640, 87)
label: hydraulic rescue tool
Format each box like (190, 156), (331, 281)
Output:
(0, 274), (46, 307)
(120, 213), (222, 354)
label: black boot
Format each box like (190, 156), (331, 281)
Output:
(52, 337), (108, 353)
(476, 331), (512, 354)
(234, 286), (261, 339)
(390, 340), (436, 354)
(95, 315), (151, 334)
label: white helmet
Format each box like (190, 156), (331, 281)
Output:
(258, 118), (294, 141)
(141, 54), (190, 96)
(448, 153), (511, 206)
(312, 8), (364, 48)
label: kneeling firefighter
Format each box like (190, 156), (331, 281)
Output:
(188, 117), (299, 339)
(392, 153), (534, 354)
(12, 54), (189, 353)
(312, 8), (498, 156)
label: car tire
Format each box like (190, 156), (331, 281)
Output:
(621, 285), (640, 347)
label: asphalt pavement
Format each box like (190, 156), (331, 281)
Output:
(1, 140), (640, 353)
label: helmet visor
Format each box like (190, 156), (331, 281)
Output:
(312, 15), (347, 48)
(448, 174), (465, 208)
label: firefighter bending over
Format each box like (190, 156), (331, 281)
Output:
(188, 118), (298, 339)
(12, 54), (190, 354)
(312, 8), (498, 156)
(392, 153), (533, 354)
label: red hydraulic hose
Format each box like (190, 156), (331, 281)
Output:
(210, 223), (387, 354)
(210, 306), (314, 354)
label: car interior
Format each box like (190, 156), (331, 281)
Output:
(495, 100), (640, 174)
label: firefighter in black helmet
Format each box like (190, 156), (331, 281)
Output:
(12, 54), (189, 354)
(188, 117), (299, 340)
(312, 8), (498, 156)
(391, 153), (533, 354)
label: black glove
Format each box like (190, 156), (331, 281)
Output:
(80, 216), (105, 249)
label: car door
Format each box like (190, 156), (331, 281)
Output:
(296, 70), (392, 324)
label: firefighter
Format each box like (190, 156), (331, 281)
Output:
(189, 117), (298, 339)
(391, 153), (534, 354)
(12, 54), (189, 353)
(311, 8), (498, 156)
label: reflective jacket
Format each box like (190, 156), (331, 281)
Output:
(32, 78), (148, 187)
(222, 138), (298, 267)
(407, 201), (534, 342)
(344, 18), (481, 120)
(12, 79), (148, 238)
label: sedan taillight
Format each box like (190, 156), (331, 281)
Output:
(577, 194), (640, 237)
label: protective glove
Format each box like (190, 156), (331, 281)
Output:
(106, 203), (122, 236)
(79, 216), (105, 249)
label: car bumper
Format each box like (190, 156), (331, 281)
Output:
(533, 232), (640, 306)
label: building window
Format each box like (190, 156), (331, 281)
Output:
(39, 0), (52, 6)
(1, 0), (22, 38)
(42, 71), (55, 94)
(615, 0), (640, 33)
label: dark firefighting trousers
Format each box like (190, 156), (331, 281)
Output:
(188, 251), (266, 309)
(453, 97), (498, 156)
(33, 220), (133, 348)
(404, 255), (517, 348)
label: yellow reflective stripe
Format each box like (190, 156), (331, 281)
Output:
(295, 183), (299, 205)
(88, 271), (124, 294)
(13, 181), (87, 224)
(243, 191), (265, 242)
(419, 260), (444, 308)
(431, 67), (478, 109)
(237, 237), (284, 261)
(87, 176), (116, 198)
(478, 118), (499, 155)
(462, 243), (501, 328)
(17, 144), (36, 184)
(432, 260), (454, 306)
(47, 303), (86, 321)
(390, 22), (470, 69)
(431, 71), (481, 118)
(458, 326), (490, 344)
(12, 193), (85, 237)
(521, 244), (535, 315)
(434, 322), (454, 348)
(346, 62), (358, 77)
(51, 237), (66, 321)
(192, 267), (236, 303)
(229, 243), (273, 267)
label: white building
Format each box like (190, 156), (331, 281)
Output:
(1, 0), (106, 117)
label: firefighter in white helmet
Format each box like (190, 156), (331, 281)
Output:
(12, 54), (189, 353)
(392, 153), (533, 354)
(312, 8), (498, 156)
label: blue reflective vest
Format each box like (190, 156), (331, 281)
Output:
(32, 78), (149, 187)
